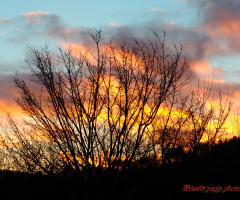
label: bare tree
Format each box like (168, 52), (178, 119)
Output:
(205, 89), (232, 150)
(149, 88), (189, 165)
(148, 79), (232, 164)
(1, 29), (190, 175)
(184, 80), (232, 156)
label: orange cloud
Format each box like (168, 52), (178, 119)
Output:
(210, 79), (226, 84)
(234, 91), (240, 100)
(0, 100), (25, 124)
(62, 43), (95, 63)
(191, 59), (212, 75)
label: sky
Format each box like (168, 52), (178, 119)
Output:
(1, 0), (240, 135)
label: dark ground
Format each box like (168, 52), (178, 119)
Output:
(1, 138), (240, 200)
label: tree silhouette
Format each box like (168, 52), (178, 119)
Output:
(0, 29), (232, 177)
(146, 79), (232, 164)
(1, 29), (190, 175)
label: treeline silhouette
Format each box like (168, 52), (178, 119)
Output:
(0, 29), (235, 199)
(0, 138), (239, 199)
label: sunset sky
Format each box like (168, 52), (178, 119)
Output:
(0, 0), (240, 136)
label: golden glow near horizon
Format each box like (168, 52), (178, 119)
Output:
(0, 74), (237, 147)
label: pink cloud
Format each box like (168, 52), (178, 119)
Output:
(63, 28), (78, 35)
(108, 23), (117, 27)
(203, 16), (240, 53)
(22, 11), (49, 23)
(0, 18), (11, 24)
(194, 0), (240, 54)
(189, 58), (227, 85)
(167, 22), (176, 26)
(150, 8), (164, 13)
(191, 59), (212, 74)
